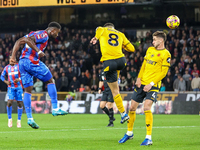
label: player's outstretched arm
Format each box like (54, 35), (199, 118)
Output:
(90, 27), (104, 45)
(123, 42), (135, 52)
(122, 33), (135, 52)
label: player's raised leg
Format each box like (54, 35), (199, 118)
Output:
(45, 77), (68, 116)
(141, 99), (153, 146)
(119, 100), (138, 143)
(107, 81), (129, 124)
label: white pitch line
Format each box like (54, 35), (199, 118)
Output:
(0, 126), (198, 134)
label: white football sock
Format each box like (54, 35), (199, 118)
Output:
(121, 111), (126, 117)
(126, 131), (133, 136)
(146, 135), (152, 140)
(53, 108), (59, 111)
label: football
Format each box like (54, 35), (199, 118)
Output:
(166, 15), (180, 29)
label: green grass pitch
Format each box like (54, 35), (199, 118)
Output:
(0, 114), (199, 150)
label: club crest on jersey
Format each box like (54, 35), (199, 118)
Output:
(151, 54), (154, 58)
(167, 57), (171, 63)
(157, 53), (160, 56)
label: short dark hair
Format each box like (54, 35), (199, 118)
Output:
(152, 31), (167, 42)
(104, 23), (114, 28)
(48, 22), (61, 29)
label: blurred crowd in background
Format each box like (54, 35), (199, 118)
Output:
(1, 25), (200, 93)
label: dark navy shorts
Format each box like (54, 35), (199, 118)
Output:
(103, 57), (126, 83)
(131, 85), (159, 103)
(101, 90), (114, 103)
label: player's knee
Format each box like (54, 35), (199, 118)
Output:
(7, 101), (13, 107)
(143, 107), (151, 111)
(46, 78), (54, 84)
(112, 90), (119, 98)
(100, 102), (105, 109)
(107, 103), (113, 109)
(17, 101), (23, 107)
(129, 105), (137, 111)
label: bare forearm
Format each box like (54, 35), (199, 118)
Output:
(99, 81), (103, 88)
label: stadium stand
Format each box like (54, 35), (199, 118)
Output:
(0, 25), (200, 92)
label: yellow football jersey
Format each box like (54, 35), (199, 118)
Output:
(141, 47), (171, 88)
(95, 27), (134, 62)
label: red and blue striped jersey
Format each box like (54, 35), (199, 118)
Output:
(1, 64), (22, 88)
(20, 30), (49, 65)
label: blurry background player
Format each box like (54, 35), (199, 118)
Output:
(10, 22), (68, 129)
(98, 69), (115, 127)
(1, 58), (23, 128)
(119, 31), (171, 146)
(90, 23), (135, 124)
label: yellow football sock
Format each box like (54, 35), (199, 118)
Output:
(144, 110), (153, 136)
(114, 94), (125, 113)
(127, 111), (136, 131)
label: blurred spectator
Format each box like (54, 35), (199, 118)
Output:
(90, 74), (99, 87)
(72, 63), (81, 77)
(126, 73), (133, 88)
(85, 85), (91, 92)
(191, 66), (200, 77)
(69, 76), (80, 92)
(85, 70), (91, 79)
(59, 72), (68, 91)
(33, 79), (43, 92)
(119, 76), (127, 91)
(165, 77), (173, 91)
(178, 77), (186, 91)
(173, 74), (181, 92)
(66, 67), (76, 82)
(91, 85), (98, 92)
(191, 73), (200, 91)
(79, 84), (85, 92)
(129, 67), (137, 79)
(186, 76), (193, 91)
(182, 70), (191, 82)
(160, 83), (166, 91)
(79, 72), (88, 86)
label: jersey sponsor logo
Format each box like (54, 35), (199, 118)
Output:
(41, 33), (48, 38)
(36, 34), (41, 39)
(146, 59), (157, 66)
(8, 72), (18, 76)
(167, 57), (171, 63)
